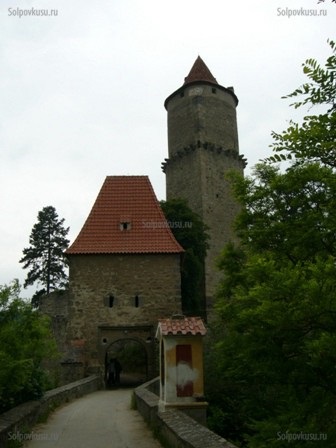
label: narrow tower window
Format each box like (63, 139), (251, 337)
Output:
(108, 295), (114, 308)
(135, 295), (140, 308)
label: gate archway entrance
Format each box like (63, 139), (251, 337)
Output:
(105, 338), (148, 387)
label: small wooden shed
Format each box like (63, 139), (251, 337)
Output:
(156, 315), (208, 424)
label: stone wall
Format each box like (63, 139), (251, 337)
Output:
(134, 378), (238, 448)
(0, 375), (100, 448)
(165, 142), (244, 309)
(38, 291), (71, 385)
(164, 81), (245, 313)
(65, 253), (182, 374)
(165, 84), (239, 156)
(38, 253), (182, 383)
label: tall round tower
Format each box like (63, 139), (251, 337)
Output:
(162, 56), (246, 313)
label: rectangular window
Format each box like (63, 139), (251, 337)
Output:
(120, 222), (131, 231)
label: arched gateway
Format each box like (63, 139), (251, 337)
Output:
(104, 336), (148, 387)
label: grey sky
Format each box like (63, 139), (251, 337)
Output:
(0, 0), (334, 297)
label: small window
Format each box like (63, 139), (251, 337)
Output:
(104, 294), (118, 308)
(135, 295), (140, 308)
(212, 87), (217, 94)
(120, 222), (131, 231)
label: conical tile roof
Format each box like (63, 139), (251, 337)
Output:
(184, 56), (218, 85)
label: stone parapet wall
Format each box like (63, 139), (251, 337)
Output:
(0, 375), (100, 448)
(134, 378), (238, 448)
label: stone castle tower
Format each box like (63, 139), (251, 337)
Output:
(162, 56), (246, 311)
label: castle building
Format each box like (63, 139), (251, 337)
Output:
(162, 56), (246, 311)
(41, 176), (183, 384)
(41, 58), (245, 384)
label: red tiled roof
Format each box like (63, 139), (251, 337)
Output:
(184, 56), (218, 85)
(164, 56), (238, 109)
(157, 316), (207, 336)
(66, 176), (184, 255)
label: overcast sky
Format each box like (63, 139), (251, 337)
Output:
(0, 0), (335, 297)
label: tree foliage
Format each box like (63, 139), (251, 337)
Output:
(266, 39), (336, 168)
(20, 206), (70, 299)
(206, 41), (336, 447)
(0, 280), (58, 412)
(160, 199), (209, 316)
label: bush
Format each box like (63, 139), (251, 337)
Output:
(0, 280), (58, 412)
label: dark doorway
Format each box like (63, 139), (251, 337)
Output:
(105, 338), (148, 388)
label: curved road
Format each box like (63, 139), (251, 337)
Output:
(23, 389), (162, 448)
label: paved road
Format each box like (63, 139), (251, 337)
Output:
(23, 389), (162, 448)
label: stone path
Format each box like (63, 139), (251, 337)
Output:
(23, 389), (162, 448)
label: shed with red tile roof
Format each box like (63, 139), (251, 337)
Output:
(156, 315), (207, 417)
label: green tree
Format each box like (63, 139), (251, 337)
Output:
(160, 199), (209, 316)
(206, 41), (336, 447)
(267, 39), (336, 168)
(20, 206), (70, 298)
(0, 280), (58, 412)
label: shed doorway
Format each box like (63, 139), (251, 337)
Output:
(105, 338), (148, 388)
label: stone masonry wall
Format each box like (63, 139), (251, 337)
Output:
(66, 253), (182, 372)
(166, 84), (239, 156)
(166, 145), (244, 308)
(38, 291), (71, 385)
(165, 82), (245, 311)
(134, 378), (238, 448)
(0, 375), (100, 448)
